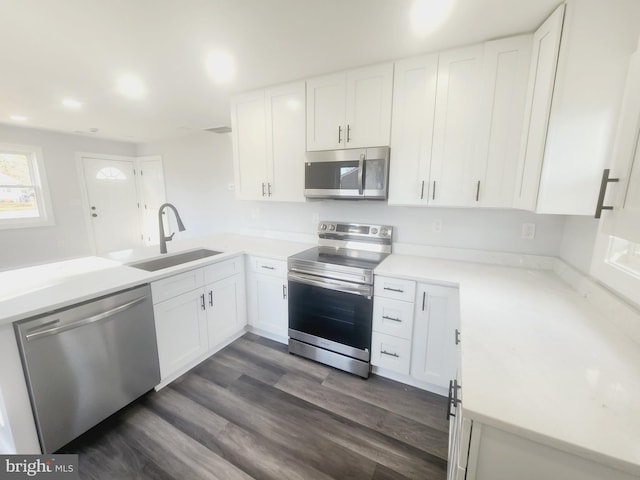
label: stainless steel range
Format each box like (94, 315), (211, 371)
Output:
(287, 221), (393, 378)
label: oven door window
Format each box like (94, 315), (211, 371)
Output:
(288, 280), (373, 351)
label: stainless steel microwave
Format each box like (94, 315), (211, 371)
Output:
(304, 147), (390, 200)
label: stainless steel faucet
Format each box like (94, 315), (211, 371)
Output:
(158, 203), (186, 254)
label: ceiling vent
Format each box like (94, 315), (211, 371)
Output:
(204, 126), (232, 134)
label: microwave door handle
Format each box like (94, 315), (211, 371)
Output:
(358, 153), (365, 195)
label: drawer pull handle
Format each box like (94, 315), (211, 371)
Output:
(383, 287), (404, 293)
(382, 315), (402, 323)
(200, 294), (206, 310)
(261, 265), (276, 270)
(282, 285), (287, 300)
(209, 290), (213, 307)
(455, 328), (461, 345)
(381, 350), (399, 358)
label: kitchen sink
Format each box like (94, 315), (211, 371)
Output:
(128, 249), (222, 272)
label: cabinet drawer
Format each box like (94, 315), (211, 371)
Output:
(251, 256), (286, 277)
(374, 276), (416, 302)
(373, 297), (415, 340)
(152, 269), (204, 304)
(371, 332), (411, 375)
(203, 256), (244, 284)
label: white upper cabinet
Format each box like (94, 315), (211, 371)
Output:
(388, 54), (439, 206)
(515, 0), (640, 215)
(475, 35), (532, 208)
(231, 90), (268, 200)
(430, 45), (484, 207)
(231, 82), (306, 202)
(306, 63), (393, 151)
(603, 42), (640, 243)
(265, 82), (306, 202)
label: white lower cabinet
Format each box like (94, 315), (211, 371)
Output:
(151, 256), (246, 386)
(411, 283), (460, 389)
(246, 256), (288, 342)
(153, 288), (208, 381)
(372, 275), (459, 394)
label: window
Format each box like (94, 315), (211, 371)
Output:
(0, 144), (54, 229)
(591, 231), (640, 307)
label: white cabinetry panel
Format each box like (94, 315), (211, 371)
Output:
(371, 331), (411, 375)
(373, 296), (414, 339)
(154, 289), (208, 380)
(389, 54), (439, 206)
(246, 256), (288, 342)
(206, 274), (246, 347)
(411, 284), (459, 388)
(306, 73), (345, 151)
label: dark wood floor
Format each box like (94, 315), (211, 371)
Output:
(61, 333), (449, 480)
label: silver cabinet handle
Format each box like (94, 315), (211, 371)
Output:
(432, 181), (436, 200)
(268, 183), (272, 196)
(261, 182), (266, 197)
(201, 293), (206, 310)
(595, 168), (619, 218)
(382, 315), (402, 323)
(25, 296), (146, 341)
(357, 153), (365, 195)
(347, 124), (351, 143)
(447, 379), (462, 420)
(261, 265), (275, 270)
(420, 180), (425, 200)
(475, 180), (481, 202)
(455, 328), (461, 345)
(422, 291), (426, 311)
(381, 350), (399, 358)
(282, 285), (287, 300)
(209, 290), (213, 307)
(383, 287), (403, 293)
(338, 125), (343, 143)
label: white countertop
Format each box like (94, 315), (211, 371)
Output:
(0, 234), (312, 326)
(376, 254), (640, 477)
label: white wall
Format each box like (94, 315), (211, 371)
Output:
(138, 132), (567, 256)
(0, 124), (136, 270)
(560, 216), (599, 274)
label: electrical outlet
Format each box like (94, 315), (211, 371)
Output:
(432, 219), (442, 233)
(312, 213), (320, 225)
(521, 223), (536, 240)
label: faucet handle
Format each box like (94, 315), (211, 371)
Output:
(167, 232), (175, 242)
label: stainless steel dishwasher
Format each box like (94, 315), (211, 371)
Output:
(14, 284), (160, 453)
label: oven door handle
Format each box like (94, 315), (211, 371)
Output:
(288, 272), (372, 298)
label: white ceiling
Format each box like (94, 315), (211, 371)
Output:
(0, 0), (560, 143)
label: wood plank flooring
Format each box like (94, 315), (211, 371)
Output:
(61, 333), (449, 480)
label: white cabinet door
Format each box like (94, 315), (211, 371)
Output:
(154, 288), (208, 380)
(247, 272), (288, 340)
(265, 81), (306, 202)
(206, 274), (246, 347)
(389, 54), (439, 206)
(371, 331), (412, 375)
(231, 90), (268, 200)
(476, 35), (532, 208)
(513, 4), (564, 211)
(430, 45), (484, 207)
(411, 284), (459, 388)
(306, 72), (346, 151)
(604, 46), (640, 243)
(345, 63), (394, 148)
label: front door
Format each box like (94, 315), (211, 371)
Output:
(82, 156), (142, 253)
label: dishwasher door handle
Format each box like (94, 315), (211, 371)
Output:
(25, 296), (147, 342)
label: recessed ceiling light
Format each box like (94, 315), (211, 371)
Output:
(116, 74), (146, 99)
(410, 0), (455, 35)
(206, 51), (236, 84)
(9, 115), (28, 122)
(62, 98), (83, 109)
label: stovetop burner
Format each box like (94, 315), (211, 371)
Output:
(288, 221), (393, 285)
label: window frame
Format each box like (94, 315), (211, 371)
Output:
(591, 226), (640, 308)
(0, 143), (55, 229)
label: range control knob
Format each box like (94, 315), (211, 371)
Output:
(380, 228), (389, 236)
(371, 228), (379, 235)
(319, 224), (327, 230)
(329, 225), (336, 231)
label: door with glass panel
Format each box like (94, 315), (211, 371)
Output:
(82, 156), (142, 253)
